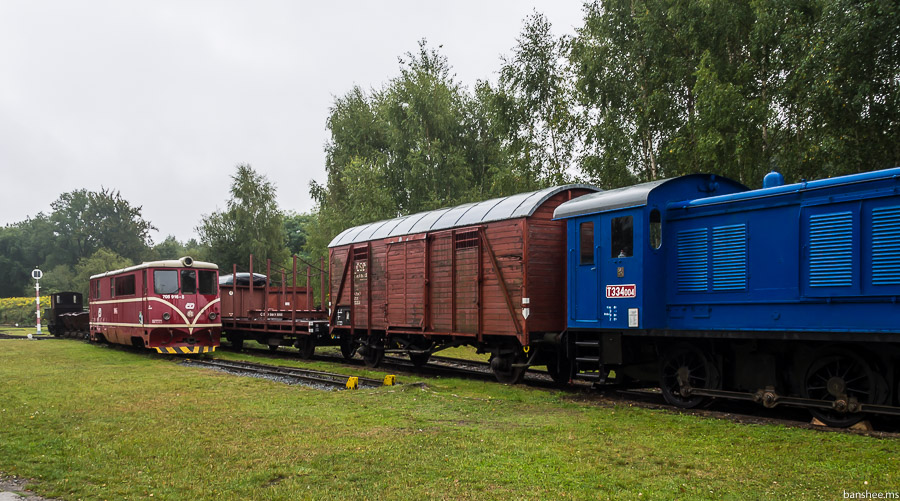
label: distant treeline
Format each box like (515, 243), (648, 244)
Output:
(2, 0), (897, 297)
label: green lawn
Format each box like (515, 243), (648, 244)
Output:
(0, 338), (896, 500)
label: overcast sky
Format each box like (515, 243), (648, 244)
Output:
(0, 1), (586, 243)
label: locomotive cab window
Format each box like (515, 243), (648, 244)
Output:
(611, 215), (633, 258)
(198, 270), (217, 295)
(181, 270), (197, 294)
(154, 270), (179, 294)
(115, 274), (136, 296)
(580, 222), (594, 265)
(649, 209), (662, 250)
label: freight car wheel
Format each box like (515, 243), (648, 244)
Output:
(229, 334), (244, 350)
(340, 335), (356, 360)
(801, 349), (883, 428)
(295, 337), (316, 359)
(490, 352), (526, 384)
(659, 344), (720, 409)
(362, 337), (384, 368)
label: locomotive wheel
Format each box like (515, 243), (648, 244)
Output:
(295, 337), (316, 359)
(490, 351), (526, 384)
(546, 356), (572, 386)
(802, 349), (884, 427)
(659, 344), (720, 409)
(340, 335), (356, 360)
(362, 337), (384, 368)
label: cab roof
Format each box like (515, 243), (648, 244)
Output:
(90, 258), (217, 279)
(553, 174), (747, 219)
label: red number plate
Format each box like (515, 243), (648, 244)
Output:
(605, 284), (636, 298)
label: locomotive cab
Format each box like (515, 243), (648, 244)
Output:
(556, 175), (748, 332)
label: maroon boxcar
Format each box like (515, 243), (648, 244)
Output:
(328, 184), (598, 383)
(89, 257), (221, 354)
(220, 255), (330, 357)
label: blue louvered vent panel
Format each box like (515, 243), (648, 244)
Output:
(808, 212), (853, 287)
(678, 228), (708, 292)
(712, 224), (747, 290)
(872, 206), (900, 285)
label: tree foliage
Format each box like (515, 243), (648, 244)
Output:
(46, 188), (156, 267)
(569, 0), (899, 188)
(197, 164), (289, 271)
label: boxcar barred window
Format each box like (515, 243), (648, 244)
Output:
(580, 222), (594, 265)
(154, 270), (179, 294)
(181, 270), (197, 294)
(611, 216), (633, 258)
(455, 231), (479, 250)
(198, 270), (217, 295)
(110, 278), (115, 298)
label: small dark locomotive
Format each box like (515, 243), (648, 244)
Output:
(45, 292), (89, 338)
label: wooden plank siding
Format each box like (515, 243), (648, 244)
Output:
(329, 188), (595, 344)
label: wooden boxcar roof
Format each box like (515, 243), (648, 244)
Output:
(328, 184), (599, 248)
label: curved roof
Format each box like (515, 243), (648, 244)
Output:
(328, 184), (599, 248)
(553, 179), (670, 219)
(90, 258), (218, 279)
(553, 174), (747, 219)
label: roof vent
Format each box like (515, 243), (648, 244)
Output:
(180, 256), (194, 267)
(763, 171), (784, 188)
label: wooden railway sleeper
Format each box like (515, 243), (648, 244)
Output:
(683, 385), (900, 418)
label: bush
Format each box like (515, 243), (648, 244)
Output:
(0, 296), (49, 326)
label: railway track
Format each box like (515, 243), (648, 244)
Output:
(182, 358), (398, 390)
(220, 342), (900, 436)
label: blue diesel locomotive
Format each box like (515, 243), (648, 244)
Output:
(555, 167), (900, 426)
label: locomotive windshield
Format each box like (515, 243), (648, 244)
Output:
(198, 270), (217, 295)
(154, 270), (179, 294)
(181, 270), (197, 294)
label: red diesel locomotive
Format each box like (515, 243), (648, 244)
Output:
(89, 257), (222, 353)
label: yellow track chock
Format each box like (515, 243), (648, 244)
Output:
(346, 377), (359, 390)
(383, 375), (396, 386)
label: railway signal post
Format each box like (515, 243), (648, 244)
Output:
(32, 268), (42, 335)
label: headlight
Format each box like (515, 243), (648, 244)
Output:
(162, 312), (171, 321)
(209, 312), (218, 320)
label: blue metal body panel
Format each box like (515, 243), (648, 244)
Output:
(665, 168), (900, 334)
(556, 175), (747, 330)
(558, 167), (900, 335)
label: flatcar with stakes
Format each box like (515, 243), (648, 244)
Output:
(219, 255), (330, 357)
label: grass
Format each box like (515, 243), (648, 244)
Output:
(0, 326), (46, 337)
(0, 337), (897, 500)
